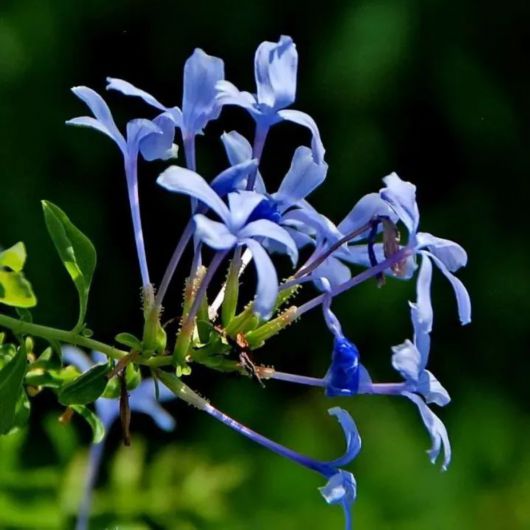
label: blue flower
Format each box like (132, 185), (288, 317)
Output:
(157, 166), (298, 318)
(107, 48), (224, 142)
(67, 86), (176, 286)
(216, 36), (325, 164)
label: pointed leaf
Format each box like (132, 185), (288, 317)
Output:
(58, 363), (110, 405)
(71, 404), (106, 443)
(0, 347), (27, 434)
(41, 201), (97, 331)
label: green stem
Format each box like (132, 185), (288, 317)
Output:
(0, 314), (127, 361)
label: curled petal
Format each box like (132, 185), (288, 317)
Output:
(409, 253), (433, 359)
(319, 470), (356, 530)
(221, 130), (253, 164)
(216, 80), (257, 111)
(68, 86), (126, 153)
(325, 336), (360, 397)
(211, 159), (259, 197)
(139, 112), (176, 161)
(274, 146), (328, 209)
(380, 173), (419, 236)
(182, 49), (225, 136)
(125, 119), (163, 158)
(416, 232), (468, 272)
(327, 407), (362, 467)
(157, 166), (230, 223)
(391, 339), (423, 381)
(423, 251), (471, 325)
(243, 239), (279, 319)
(277, 109), (325, 164)
(403, 391), (451, 470)
(417, 370), (451, 407)
(313, 257), (352, 291)
(194, 215), (237, 250)
(106, 77), (171, 114)
(254, 35), (298, 111)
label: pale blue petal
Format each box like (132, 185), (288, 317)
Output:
(157, 166), (230, 223)
(69, 86), (126, 153)
(91, 351), (107, 364)
(239, 219), (298, 265)
(62, 346), (93, 372)
(125, 119), (162, 158)
(409, 253), (433, 359)
(424, 251), (472, 325)
(402, 392), (451, 470)
(211, 160), (259, 197)
(243, 239), (279, 319)
(254, 35), (298, 110)
(380, 173), (419, 235)
(106, 77), (169, 113)
(277, 109), (325, 164)
(182, 49), (225, 136)
(391, 339), (423, 381)
(194, 215), (237, 250)
(319, 470), (356, 530)
(416, 232), (468, 272)
(417, 370), (451, 407)
(226, 191), (268, 230)
(216, 80), (257, 111)
(313, 256), (352, 290)
(274, 146), (328, 209)
(221, 130), (253, 165)
(128, 388), (176, 432)
(94, 398), (119, 428)
(139, 112), (176, 161)
(327, 407), (362, 467)
(338, 193), (398, 239)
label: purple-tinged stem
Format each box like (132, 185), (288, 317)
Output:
(125, 157), (150, 287)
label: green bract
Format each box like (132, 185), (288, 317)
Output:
(58, 362), (110, 405)
(0, 242), (37, 308)
(42, 200), (96, 332)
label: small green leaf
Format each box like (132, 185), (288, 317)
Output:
(0, 347), (27, 434)
(0, 270), (37, 308)
(58, 363), (110, 405)
(11, 389), (31, 430)
(0, 242), (27, 272)
(71, 405), (105, 443)
(115, 332), (143, 351)
(41, 200), (96, 332)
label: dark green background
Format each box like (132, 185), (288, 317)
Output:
(1, 1), (529, 529)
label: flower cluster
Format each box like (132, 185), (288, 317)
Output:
(65, 36), (471, 529)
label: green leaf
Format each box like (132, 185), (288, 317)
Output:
(58, 362), (110, 405)
(71, 405), (105, 443)
(0, 242), (27, 271)
(0, 347), (27, 434)
(115, 332), (143, 351)
(41, 200), (96, 332)
(0, 270), (37, 308)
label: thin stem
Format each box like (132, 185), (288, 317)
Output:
(75, 440), (106, 530)
(295, 246), (414, 318)
(0, 314), (127, 361)
(125, 157), (150, 287)
(183, 135), (197, 172)
(155, 220), (194, 307)
(266, 370), (326, 387)
(246, 122), (269, 190)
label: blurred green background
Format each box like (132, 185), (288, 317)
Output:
(1, 0), (529, 528)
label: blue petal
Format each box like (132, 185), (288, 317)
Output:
(128, 381), (176, 431)
(106, 77), (171, 113)
(221, 130), (253, 164)
(157, 166), (230, 223)
(194, 215), (237, 250)
(313, 257), (352, 290)
(327, 407), (362, 467)
(423, 251), (472, 325)
(416, 232), (468, 272)
(379, 173), (419, 235)
(216, 80), (257, 111)
(68, 86), (126, 153)
(254, 35), (298, 111)
(239, 218), (299, 265)
(391, 339), (423, 382)
(125, 119), (163, 158)
(402, 392), (451, 470)
(210, 160), (259, 197)
(243, 239), (279, 319)
(325, 336), (360, 397)
(94, 398), (119, 429)
(409, 254), (433, 359)
(62, 346), (93, 372)
(277, 109), (326, 164)
(227, 191), (268, 231)
(182, 49), (225, 137)
(319, 470), (356, 530)
(139, 112), (176, 161)
(417, 370), (451, 407)
(273, 146), (328, 209)
(337, 193), (398, 239)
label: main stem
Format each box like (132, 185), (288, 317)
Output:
(0, 314), (127, 361)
